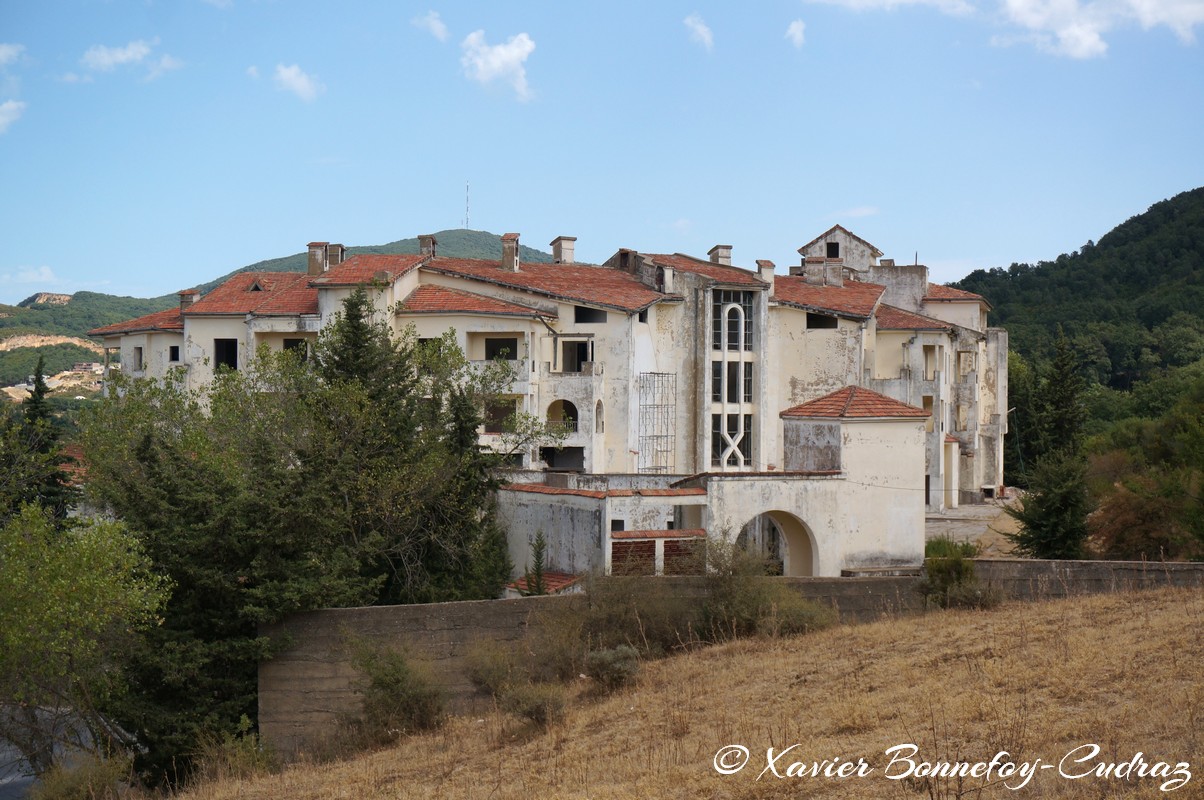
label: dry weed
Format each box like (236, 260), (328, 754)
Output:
(177, 586), (1204, 800)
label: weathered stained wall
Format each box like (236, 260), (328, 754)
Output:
(782, 419), (841, 471)
(497, 491), (603, 575)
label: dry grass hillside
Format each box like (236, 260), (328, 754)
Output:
(182, 587), (1203, 800)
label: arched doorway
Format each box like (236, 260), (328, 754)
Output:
(737, 510), (816, 576)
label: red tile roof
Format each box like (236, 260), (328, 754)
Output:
(798, 225), (883, 257)
(88, 307), (184, 336)
(780, 385), (930, 419)
(502, 483), (606, 499)
(310, 254), (427, 287)
(508, 571), (581, 595)
(398, 285), (556, 318)
(646, 253), (765, 287)
(875, 304), (952, 331)
(945, 434), (960, 443)
(185, 272), (318, 316)
(611, 528), (706, 540)
(924, 283), (990, 308)
(422, 257), (671, 313)
(772, 276), (884, 319)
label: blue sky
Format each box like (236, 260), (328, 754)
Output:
(1, 0), (1203, 304)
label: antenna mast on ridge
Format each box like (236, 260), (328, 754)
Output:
(464, 181), (470, 229)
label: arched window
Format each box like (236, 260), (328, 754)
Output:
(547, 399), (579, 433)
(595, 399), (604, 433)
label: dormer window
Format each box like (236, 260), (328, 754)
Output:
(250, 281), (264, 292)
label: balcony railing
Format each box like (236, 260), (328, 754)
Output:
(545, 419), (579, 434)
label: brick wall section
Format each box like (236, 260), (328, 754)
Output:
(259, 561), (1204, 759)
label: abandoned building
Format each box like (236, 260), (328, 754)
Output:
(90, 225), (1007, 579)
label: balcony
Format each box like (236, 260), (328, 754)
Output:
(470, 358), (531, 394)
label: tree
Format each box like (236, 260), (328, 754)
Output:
(79, 289), (556, 782)
(522, 531), (549, 596)
(1039, 330), (1087, 457)
(1005, 449), (1091, 559)
(1005, 330), (1093, 558)
(2, 356), (77, 520)
(82, 356), (378, 784)
(23, 355), (52, 430)
(0, 505), (168, 778)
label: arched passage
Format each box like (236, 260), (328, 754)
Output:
(738, 510), (816, 577)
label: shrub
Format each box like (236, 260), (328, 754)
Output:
(919, 545), (1000, 610)
(29, 756), (129, 800)
(700, 537), (835, 640)
(464, 639), (523, 698)
(193, 715), (275, 783)
(523, 599), (590, 682)
(925, 537), (978, 559)
(580, 574), (700, 656)
(753, 583), (838, 638)
(345, 640), (444, 746)
(500, 682), (568, 728)
(584, 645), (641, 692)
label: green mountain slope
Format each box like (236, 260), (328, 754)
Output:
(190, 229), (554, 294)
(953, 186), (1204, 389)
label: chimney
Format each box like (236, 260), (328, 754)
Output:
(824, 260), (844, 287)
(501, 232), (520, 272)
(419, 234), (437, 257)
(550, 236), (577, 264)
(755, 259), (775, 285)
(326, 243), (345, 269)
(307, 242), (329, 277)
(803, 256), (825, 286)
(708, 244), (733, 266)
(178, 289), (201, 312)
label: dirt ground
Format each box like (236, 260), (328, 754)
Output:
(925, 494), (1021, 556)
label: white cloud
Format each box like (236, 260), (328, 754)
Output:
(413, 10), (449, 42)
(806, 0), (975, 14)
(997, 0), (1204, 58)
(146, 54), (183, 81)
(82, 39), (154, 71)
(809, 0), (1204, 57)
(684, 14), (714, 51)
(246, 65), (259, 79)
(1000, 0), (1110, 57)
(786, 19), (807, 47)
(80, 38), (183, 77)
(0, 43), (24, 67)
(460, 30), (536, 101)
(59, 72), (94, 84)
(835, 205), (880, 218)
(0, 99), (25, 133)
(0, 266), (59, 285)
(274, 63), (324, 101)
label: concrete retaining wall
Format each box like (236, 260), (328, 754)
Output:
(259, 560), (1204, 759)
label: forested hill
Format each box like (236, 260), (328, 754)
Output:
(188, 229), (554, 294)
(953, 186), (1204, 389)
